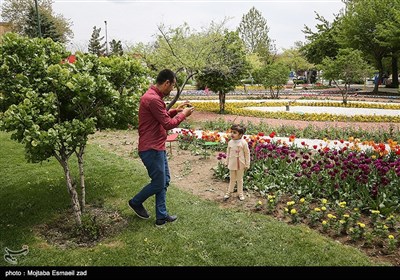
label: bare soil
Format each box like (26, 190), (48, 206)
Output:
(35, 205), (128, 249)
(89, 110), (399, 265)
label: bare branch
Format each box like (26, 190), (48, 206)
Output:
(167, 71), (197, 110)
(157, 24), (186, 66)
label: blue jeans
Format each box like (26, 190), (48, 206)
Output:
(131, 150), (170, 219)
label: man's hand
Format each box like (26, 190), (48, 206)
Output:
(176, 101), (193, 112)
(182, 106), (195, 117)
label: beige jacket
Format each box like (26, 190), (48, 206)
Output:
(226, 138), (250, 170)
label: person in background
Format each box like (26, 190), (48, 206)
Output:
(224, 124), (251, 201)
(128, 69), (195, 226)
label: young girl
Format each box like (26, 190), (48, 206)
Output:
(224, 124), (250, 201)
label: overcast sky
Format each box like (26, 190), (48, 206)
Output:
(52, 0), (345, 52)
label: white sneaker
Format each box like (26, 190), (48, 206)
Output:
(239, 195), (245, 201)
(223, 194), (230, 200)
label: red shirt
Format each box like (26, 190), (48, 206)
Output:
(138, 85), (186, 151)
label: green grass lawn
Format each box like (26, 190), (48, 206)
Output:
(0, 131), (391, 266)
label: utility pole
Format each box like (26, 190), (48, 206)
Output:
(34, 0), (42, 38)
(104, 20), (109, 56)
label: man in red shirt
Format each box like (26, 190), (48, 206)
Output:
(129, 69), (195, 226)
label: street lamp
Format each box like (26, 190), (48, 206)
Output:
(104, 20), (109, 56)
(34, 0), (42, 38)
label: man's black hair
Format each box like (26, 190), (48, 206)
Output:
(156, 69), (176, 85)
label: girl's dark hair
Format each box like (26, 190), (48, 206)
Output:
(230, 124), (246, 135)
(156, 69), (176, 84)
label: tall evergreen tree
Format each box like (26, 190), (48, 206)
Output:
(88, 26), (106, 56)
(237, 6), (274, 64)
(23, 5), (62, 42)
(1, 0), (72, 43)
(110, 39), (123, 56)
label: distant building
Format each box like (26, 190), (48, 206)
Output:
(0, 22), (12, 42)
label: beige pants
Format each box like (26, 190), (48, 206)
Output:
(226, 169), (244, 197)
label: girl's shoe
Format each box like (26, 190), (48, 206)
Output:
(223, 194), (230, 200)
(239, 195), (245, 201)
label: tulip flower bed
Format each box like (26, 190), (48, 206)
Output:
(175, 127), (400, 259)
(209, 132), (400, 214)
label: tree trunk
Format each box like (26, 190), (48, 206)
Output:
(269, 87), (277, 99)
(373, 60), (384, 94)
(332, 80), (347, 105)
(373, 75), (380, 94)
(218, 91), (225, 114)
(55, 154), (82, 226)
(342, 83), (349, 105)
(76, 145), (86, 212)
(391, 55), (399, 88)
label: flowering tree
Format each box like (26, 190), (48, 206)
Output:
(0, 33), (118, 225)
